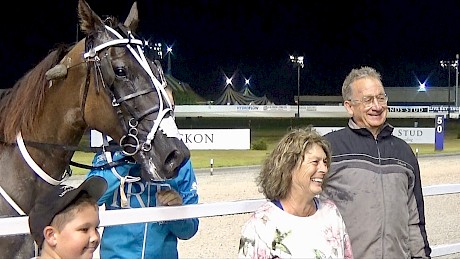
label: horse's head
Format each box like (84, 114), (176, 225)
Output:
(69, 0), (190, 180)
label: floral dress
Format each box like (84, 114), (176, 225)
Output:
(238, 197), (353, 259)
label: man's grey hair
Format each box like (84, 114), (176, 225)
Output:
(342, 66), (382, 101)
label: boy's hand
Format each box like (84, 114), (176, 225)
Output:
(156, 189), (183, 206)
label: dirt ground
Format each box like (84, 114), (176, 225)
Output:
(177, 154), (460, 258)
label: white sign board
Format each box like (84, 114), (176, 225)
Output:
(314, 127), (435, 144)
(91, 129), (251, 150)
(90, 130), (112, 147)
(91, 126), (433, 150)
(180, 129), (250, 150)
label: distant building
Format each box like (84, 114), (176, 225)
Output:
(299, 87), (457, 106)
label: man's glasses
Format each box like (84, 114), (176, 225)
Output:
(350, 94), (388, 108)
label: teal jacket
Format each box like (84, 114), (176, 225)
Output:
(87, 151), (199, 259)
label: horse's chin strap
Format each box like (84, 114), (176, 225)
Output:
(16, 132), (70, 186)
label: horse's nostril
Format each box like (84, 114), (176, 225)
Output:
(165, 150), (183, 170)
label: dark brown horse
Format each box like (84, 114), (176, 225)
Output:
(0, 0), (189, 257)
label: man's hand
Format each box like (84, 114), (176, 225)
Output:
(156, 189), (183, 206)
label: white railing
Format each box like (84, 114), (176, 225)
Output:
(1, 184), (459, 257)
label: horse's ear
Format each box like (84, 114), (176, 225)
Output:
(124, 2), (139, 32)
(78, 0), (105, 34)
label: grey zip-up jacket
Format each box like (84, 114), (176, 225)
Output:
(320, 119), (431, 259)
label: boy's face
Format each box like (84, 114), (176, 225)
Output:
(51, 204), (101, 259)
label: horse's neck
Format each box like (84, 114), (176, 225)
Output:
(0, 43), (89, 218)
(20, 52), (89, 185)
(0, 146), (51, 215)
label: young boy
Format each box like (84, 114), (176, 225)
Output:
(28, 176), (107, 259)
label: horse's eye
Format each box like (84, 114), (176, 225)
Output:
(114, 67), (127, 77)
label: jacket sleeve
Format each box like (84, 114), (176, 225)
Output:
(408, 155), (431, 258)
(165, 159), (199, 240)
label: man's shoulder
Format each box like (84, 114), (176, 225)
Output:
(385, 134), (413, 150)
(324, 127), (348, 139)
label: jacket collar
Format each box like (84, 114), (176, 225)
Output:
(347, 118), (394, 140)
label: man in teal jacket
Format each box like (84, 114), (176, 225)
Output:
(87, 150), (199, 259)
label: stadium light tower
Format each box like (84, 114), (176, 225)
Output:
(166, 45), (173, 75)
(290, 55), (304, 118)
(440, 58), (458, 107)
(456, 54), (459, 108)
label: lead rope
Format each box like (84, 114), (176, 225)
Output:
(101, 134), (140, 208)
(142, 223), (148, 259)
(100, 132), (146, 257)
(34, 243), (39, 257)
(141, 183), (151, 259)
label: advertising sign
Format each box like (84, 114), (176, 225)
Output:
(315, 127), (435, 144)
(91, 129), (251, 150)
(434, 114), (444, 150)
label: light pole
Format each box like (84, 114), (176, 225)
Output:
(166, 45), (173, 75)
(456, 54), (459, 108)
(440, 59), (457, 107)
(290, 55), (304, 118)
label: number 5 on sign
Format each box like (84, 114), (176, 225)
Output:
(435, 114), (444, 151)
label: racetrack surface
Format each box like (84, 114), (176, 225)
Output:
(178, 154), (460, 258)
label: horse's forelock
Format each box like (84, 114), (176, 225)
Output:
(102, 16), (119, 28)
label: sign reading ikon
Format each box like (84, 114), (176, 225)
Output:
(179, 129), (250, 150)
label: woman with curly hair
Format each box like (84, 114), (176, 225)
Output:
(238, 126), (353, 259)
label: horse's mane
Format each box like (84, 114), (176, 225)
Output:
(0, 44), (71, 142)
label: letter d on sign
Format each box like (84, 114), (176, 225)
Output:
(435, 114), (444, 151)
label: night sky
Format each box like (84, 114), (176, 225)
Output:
(1, 0), (460, 104)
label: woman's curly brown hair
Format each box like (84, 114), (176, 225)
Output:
(256, 125), (331, 200)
